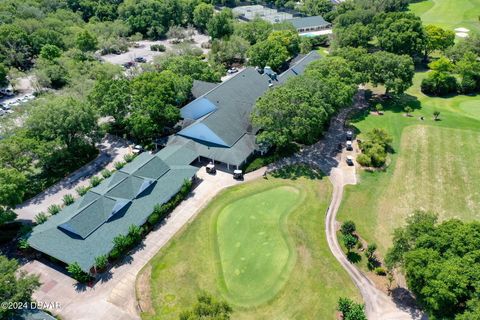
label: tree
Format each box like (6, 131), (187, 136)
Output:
(76, 30), (98, 52)
(433, 110), (440, 120)
(374, 12), (426, 57)
(39, 44), (62, 60)
(386, 211), (480, 318)
(334, 23), (372, 48)
(0, 24), (33, 69)
(26, 97), (99, 150)
(365, 243), (377, 260)
(209, 36), (250, 67)
(421, 71), (458, 96)
(247, 39), (289, 71)
(0, 255), (40, 319)
(366, 51), (414, 95)
(0, 63), (7, 87)
(179, 292), (232, 320)
(88, 77), (131, 125)
(428, 56), (455, 73)
(343, 233), (358, 252)
(341, 220), (356, 235)
(207, 9), (234, 40)
(337, 297), (367, 320)
(299, 0), (334, 17)
(234, 18), (272, 45)
(0, 168), (27, 212)
(157, 54), (224, 82)
(193, 3), (214, 33)
(404, 106), (413, 116)
(424, 25), (455, 59)
(128, 70), (192, 142)
(118, 0), (166, 38)
(167, 26), (186, 42)
(267, 30), (301, 56)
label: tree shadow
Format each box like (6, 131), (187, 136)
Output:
(390, 286), (427, 319)
(271, 164), (325, 180)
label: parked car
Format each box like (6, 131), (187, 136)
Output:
(346, 155), (354, 166)
(134, 56), (147, 63)
(227, 67), (238, 74)
(122, 61), (136, 69)
(346, 140), (353, 151)
(346, 130), (353, 141)
(0, 86), (14, 96)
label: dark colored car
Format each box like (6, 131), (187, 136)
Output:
(134, 57), (147, 63)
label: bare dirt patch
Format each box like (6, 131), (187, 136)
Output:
(136, 264), (154, 314)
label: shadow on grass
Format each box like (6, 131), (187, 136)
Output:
(346, 251), (362, 264)
(271, 165), (325, 180)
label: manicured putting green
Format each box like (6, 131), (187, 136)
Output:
(216, 186), (300, 305)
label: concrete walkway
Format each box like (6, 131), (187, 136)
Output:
(15, 135), (132, 222)
(21, 168), (265, 320)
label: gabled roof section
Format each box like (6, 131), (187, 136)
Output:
(181, 98), (217, 120)
(133, 156), (169, 180)
(58, 196), (119, 239)
(90, 171), (129, 195)
(106, 175), (154, 200)
(279, 51), (322, 83)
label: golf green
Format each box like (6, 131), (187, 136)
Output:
(216, 186), (300, 305)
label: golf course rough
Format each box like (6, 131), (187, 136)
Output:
(215, 186), (301, 306)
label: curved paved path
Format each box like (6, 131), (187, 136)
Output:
(270, 90), (425, 320)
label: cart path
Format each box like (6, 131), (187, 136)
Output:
(269, 90), (425, 319)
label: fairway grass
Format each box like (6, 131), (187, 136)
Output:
(139, 176), (360, 320)
(409, 0), (480, 33)
(216, 186), (300, 306)
(338, 73), (480, 252)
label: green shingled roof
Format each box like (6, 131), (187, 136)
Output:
(28, 151), (198, 272)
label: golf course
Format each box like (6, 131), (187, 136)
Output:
(409, 0), (480, 33)
(138, 171), (359, 319)
(338, 73), (480, 252)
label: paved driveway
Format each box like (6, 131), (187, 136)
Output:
(21, 167), (265, 320)
(15, 135), (132, 222)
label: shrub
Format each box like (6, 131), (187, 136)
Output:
(101, 169), (112, 178)
(404, 106), (413, 116)
(356, 154), (372, 167)
(47, 204), (61, 215)
(94, 255), (108, 271)
(114, 161), (126, 170)
(421, 71), (458, 96)
(18, 238), (30, 250)
(342, 233), (357, 252)
(90, 175), (103, 187)
(76, 185), (90, 196)
(374, 267), (387, 276)
(433, 110), (441, 120)
(150, 44), (166, 52)
(34, 212), (48, 225)
(341, 220), (356, 235)
(460, 75), (478, 94)
(123, 153), (136, 163)
(63, 194), (75, 206)
(375, 103), (383, 114)
(337, 297), (367, 320)
(67, 262), (91, 283)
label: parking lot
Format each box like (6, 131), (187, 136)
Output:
(101, 32), (209, 66)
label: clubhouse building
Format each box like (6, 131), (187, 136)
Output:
(28, 51), (321, 273)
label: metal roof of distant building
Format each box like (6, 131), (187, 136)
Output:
(287, 15), (331, 29)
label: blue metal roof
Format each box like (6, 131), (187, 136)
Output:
(181, 98), (217, 120)
(177, 123), (229, 147)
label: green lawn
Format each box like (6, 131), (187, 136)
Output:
(338, 73), (480, 253)
(409, 0), (480, 33)
(139, 174), (359, 320)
